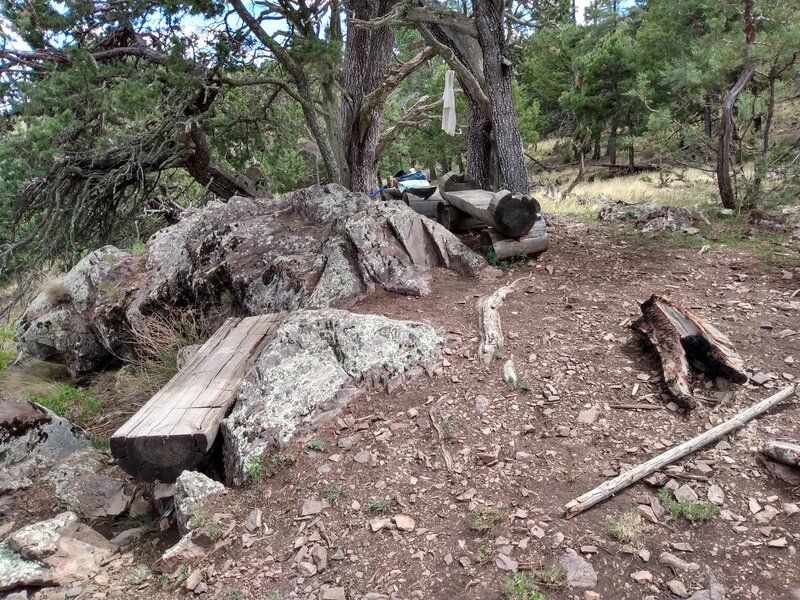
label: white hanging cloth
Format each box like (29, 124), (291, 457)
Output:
(441, 69), (456, 136)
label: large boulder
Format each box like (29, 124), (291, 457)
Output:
(0, 400), (92, 494)
(221, 308), (443, 485)
(16, 184), (484, 375)
(173, 471), (225, 535)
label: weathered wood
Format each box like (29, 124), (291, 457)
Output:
(438, 171), (539, 238)
(476, 277), (529, 367)
(564, 385), (796, 518)
(479, 219), (549, 259)
(401, 187), (436, 202)
(436, 202), (487, 232)
(404, 197), (438, 219)
(760, 440), (800, 468)
(111, 314), (284, 483)
(632, 294), (747, 410)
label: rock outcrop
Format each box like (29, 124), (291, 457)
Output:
(16, 184), (484, 376)
(0, 400), (92, 494)
(222, 308), (443, 485)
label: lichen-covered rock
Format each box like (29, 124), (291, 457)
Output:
(0, 512), (112, 592)
(221, 308), (442, 485)
(16, 185), (484, 375)
(160, 529), (215, 571)
(174, 471), (225, 535)
(0, 403), (91, 495)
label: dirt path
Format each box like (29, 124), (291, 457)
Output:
(130, 218), (799, 600)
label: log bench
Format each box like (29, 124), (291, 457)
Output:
(111, 314), (284, 483)
(438, 172), (540, 238)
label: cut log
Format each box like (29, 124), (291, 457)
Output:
(438, 171), (539, 238)
(479, 219), (549, 259)
(632, 294), (747, 410)
(476, 277), (529, 367)
(111, 314), (284, 483)
(436, 202), (487, 232)
(760, 440), (800, 469)
(401, 187), (436, 202)
(564, 385), (796, 518)
(404, 198), (438, 219)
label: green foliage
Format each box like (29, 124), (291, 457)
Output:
(441, 419), (457, 443)
(501, 573), (546, 600)
(27, 383), (102, 425)
(0, 324), (15, 372)
(367, 498), (395, 514)
(659, 488), (718, 523)
(467, 504), (508, 532)
(91, 436), (111, 452)
(307, 438), (325, 451)
(323, 484), (345, 506)
(248, 456), (262, 483)
(131, 241), (148, 256)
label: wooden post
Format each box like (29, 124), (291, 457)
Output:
(563, 385), (796, 518)
(479, 222), (549, 259)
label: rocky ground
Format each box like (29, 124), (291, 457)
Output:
(2, 206), (800, 600)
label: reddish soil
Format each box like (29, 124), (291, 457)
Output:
(5, 217), (800, 600)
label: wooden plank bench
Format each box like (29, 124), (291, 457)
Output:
(111, 314), (284, 483)
(438, 172), (540, 238)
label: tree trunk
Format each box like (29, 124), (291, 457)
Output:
(628, 143), (634, 169)
(466, 99), (493, 189)
(473, 0), (528, 194)
(606, 120), (618, 165)
(340, 0), (396, 192)
(183, 123), (254, 199)
(716, 0), (756, 209)
(592, 133), (601, 160)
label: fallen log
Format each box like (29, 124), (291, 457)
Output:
(564, 385), (796, 518)
(760, 440), (800, 469)
(479, 220), (549, 259)
(476, 277), (529, 367)
(438, 172), (539, 238)
(404, 198), (438, 219)
(632, 294), (747, 410)
(436, 202), (487, 232)
(111, 314), (284, 483)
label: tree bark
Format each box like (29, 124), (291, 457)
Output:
(183, 123), (255, 199)
(716, 0), (756, 209)
(473, 0), (528, 194)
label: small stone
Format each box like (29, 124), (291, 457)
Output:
(353, 450), (371, 464)
(515, 451), (534, 462)
(561, 548), (597, 588)
(337, 434), (362, 450)
(301, 498), (323, 516)
(768, 537), (788, 548)
(311, 545), (328, 572)
(667, 579), (689, 598)
(638, 549), (651, 562)
(443, 553), (453, 565)
(370, 517), (392, 532)
(749, 498), (762, 514)
(631, 570), (653, 582)
(322, 588), (346, 600)
(244, 508), (262, 533)
(584, 593), (600, 600)
(638, 505), (658, 524)
(674, 485), (698, 503)
(784, 502), (799, 517)
(577, 406), (599, 425)
(659, 552), (700, 573)
(495, 553), (518, 572)
(393, 515), (415, 531)
(671, 542), (693, 553)
(297, 561), (317, 576)
(474, 395), (490, 414)
(707, 485), (724, 505)
(185, 569), (203, 591)
(580, 545), (598, 555)
(755, 505), (780, 524)
(556, 425), (571, 437)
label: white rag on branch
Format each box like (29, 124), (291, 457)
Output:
(441, 70), (456, 136)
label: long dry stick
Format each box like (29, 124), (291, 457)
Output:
(564, 385), (797, 518)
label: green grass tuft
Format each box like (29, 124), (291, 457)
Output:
(27, 383), (102, 425)
(467, 504), (508, 532)
(659, 488), (718, 523)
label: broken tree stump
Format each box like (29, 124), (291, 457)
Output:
(564, 385), (797, 517)
(479, 218), (549, 259)
(111, 314), (284, 483)
(438, 172), (539, 238)
(632, 294), (747, 409)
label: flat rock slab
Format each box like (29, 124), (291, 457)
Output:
(561, 548), (598, 588)
(221, 308), (442, 485)
(55, 474), (135, 519)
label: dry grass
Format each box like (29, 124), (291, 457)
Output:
(40, 279), (72, 305)
(606, 508), (651, 548)
(0, 360), (69, 402)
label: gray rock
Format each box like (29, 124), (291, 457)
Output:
(659, 552), (700, 573)
(560, 548), (597, 588)
(221, 309), (442, 485)
(667, 580), (689, 598)
(474, 395), (490, 414)
(687, 572), (726, 600)
(674, 484), (698, 503)
(55, 473), (135, 519)
(161, 529), (216, 571)
(174, 471), (226, 535)
(310, 544), (328, 572)
(17, 185), (484, 375)
(577, 406), (599, 425)
(1, 511), (112, 592)
(707, 485), (725, 505)
(1, 403), (92, 495)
